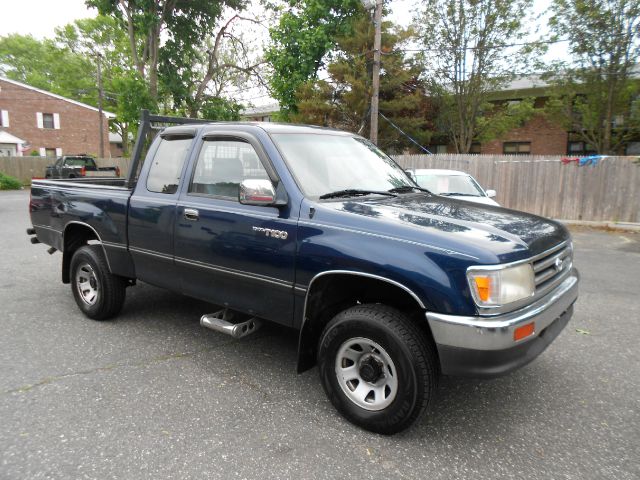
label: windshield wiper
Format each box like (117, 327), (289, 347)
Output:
(388, 185), (433, 195)
(439, 192), (481, 197)
(319, 189), (397, 200)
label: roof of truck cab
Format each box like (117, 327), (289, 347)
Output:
(162, 122), (354, 136)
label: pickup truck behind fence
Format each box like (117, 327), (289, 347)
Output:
(28, 111), (579, 434)
(44, 155), (120, 179)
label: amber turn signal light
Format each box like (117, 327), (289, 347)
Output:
(514, 322), (535, 341)
(474, 276), (491, 302)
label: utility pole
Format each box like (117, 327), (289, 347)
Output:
(96, 53), (105, 158)
(370, 0), (382, 145)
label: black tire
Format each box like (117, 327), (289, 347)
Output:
(318, 304), (438, 434)
(70, 245), (126, 320)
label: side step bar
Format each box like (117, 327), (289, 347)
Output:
(200, 309), (262, 339)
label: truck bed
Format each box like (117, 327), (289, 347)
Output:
(30, 177), (135, 278)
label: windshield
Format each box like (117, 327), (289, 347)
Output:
(414, 173), (485, 196)
(271, 133), (414, 198)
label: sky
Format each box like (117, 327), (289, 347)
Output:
(2, 0), (98, 39)
(1, 0), (562, 107)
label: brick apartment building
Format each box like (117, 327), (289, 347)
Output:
(241, 75), (640, 156)
(0, 77), (114, 158)
(430, 75), (640, 156)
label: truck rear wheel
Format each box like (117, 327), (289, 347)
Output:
(70, 245), (126, 320)
(317, 304), (438, 434)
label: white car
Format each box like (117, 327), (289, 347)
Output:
(408, 169), (499, 206)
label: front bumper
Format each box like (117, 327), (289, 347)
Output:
(426, 269), (579, 377)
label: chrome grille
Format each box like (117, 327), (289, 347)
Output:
(532, 242), (572, 295)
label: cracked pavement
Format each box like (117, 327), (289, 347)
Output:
(1, 190), (639, 479)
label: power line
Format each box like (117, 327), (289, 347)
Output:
(379, 112), (432, 154)
(386, 30), (638, 54)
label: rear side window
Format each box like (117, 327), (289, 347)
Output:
(146, 138), (192, 194)
(189, 139), (269, 199)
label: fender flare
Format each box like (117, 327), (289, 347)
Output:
(296, 270), (427, 372)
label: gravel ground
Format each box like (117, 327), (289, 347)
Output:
(1, 189), (638, 479)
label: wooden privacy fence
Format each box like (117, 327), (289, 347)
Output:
(0, 157), (133, 184)
(393, 154), (640, 223)
(2, 154), (639, 223)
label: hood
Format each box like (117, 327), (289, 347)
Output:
(320, 194), (568, 263)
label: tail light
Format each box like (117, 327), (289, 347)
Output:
(80, 166), (86, 177)
(115, 166), (121, 177)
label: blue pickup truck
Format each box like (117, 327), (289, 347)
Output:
(28, 112), (579, 434)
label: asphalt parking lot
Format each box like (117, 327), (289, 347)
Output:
(1, 189), (638, 479)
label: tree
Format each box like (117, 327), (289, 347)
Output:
(416, 0), (535, 153)
(266, 0), (361, 117)
(293, 16), (434, 153)
(159, 14), (264, 118)
(0, 17), (155, 156)
(546, 0), (640, 154)
(0, 34), (95, 104)
(54, 15), (154, 155)
(86, 0), (244, 99)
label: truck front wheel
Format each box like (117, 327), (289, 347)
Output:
(70, 245), (126, 320)
(318, 304), (438, 434)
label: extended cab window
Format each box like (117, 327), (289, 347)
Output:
(189, 139), (269, 199)
(146, 138), (191, 194)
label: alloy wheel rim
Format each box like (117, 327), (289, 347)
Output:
(334, 337), (398, 411)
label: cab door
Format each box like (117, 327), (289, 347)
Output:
(128, 135), (194, 291)
(174, 134), (297, 325)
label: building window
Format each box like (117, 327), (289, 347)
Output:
(42, 113), (55, 129)
(469, 142), (481, 154)
(0, 110), (9, 127)
(626, 142), (640, 156)
(45, 148), (57, 157)
(37, 112), (59, 129)
(567, 141), (596, 156)
(428, 145), (448, 154)
(503, 142), (531, 155)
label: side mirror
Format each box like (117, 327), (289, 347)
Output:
(486, 189), (496, 198)
(239, 179), (277, 206)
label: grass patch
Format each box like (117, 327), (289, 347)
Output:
(0, 172), (23, 190)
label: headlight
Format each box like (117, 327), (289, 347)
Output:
(467, 263), (535, 307)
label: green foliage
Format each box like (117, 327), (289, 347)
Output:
(0, 16), (155, 156)
(86, 0), (245, 99)
(266, 0), (362, 117)
(0, 34), (95, 104)
(546, 0), (640, 154)
(200, 98), (243, 121)
(416, 0), (535, 152)
(0, 172), (23, 190)
(292, 17), (433, 152)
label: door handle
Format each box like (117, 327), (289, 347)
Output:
(184, 208), (199, 221)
